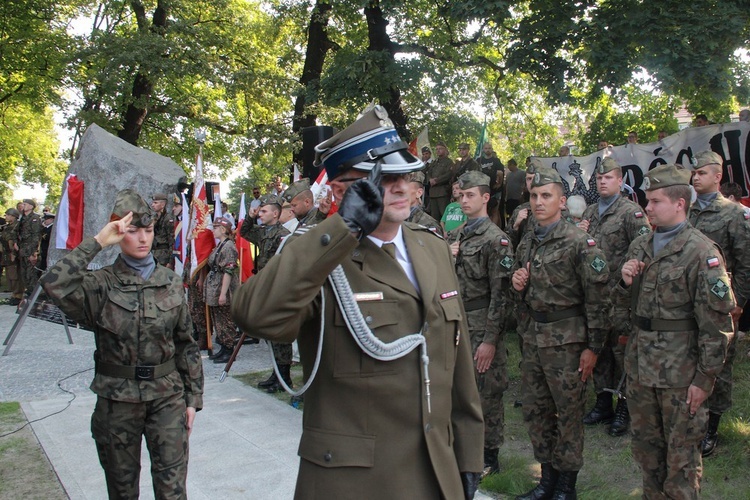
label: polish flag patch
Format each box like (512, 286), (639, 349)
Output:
(707, 257), (720, 268)
(634, 211), (644, 218)
(500, 238), (509, 246)
(587, 238), (596, 246)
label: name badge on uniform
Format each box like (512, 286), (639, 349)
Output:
(354, 292), (384, 302)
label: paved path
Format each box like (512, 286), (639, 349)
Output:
(0, 295), (492, 499)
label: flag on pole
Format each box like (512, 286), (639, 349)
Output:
(55, 174), (85, 250)
(310, 168), (336, 215)
(213, 189), (223, 221)
(235, 193), (255, 283)
(189, 150), (216, 280)
(474, 118), (488, 159)
(293, 163), (302, 182)
(408, 127), (430, 157)
(173, 193), (189, 276)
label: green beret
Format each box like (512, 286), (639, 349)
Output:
(458, 171), (491, 190)
(260, 194), (282, 208)
(23, 198), (36, 208)
(458, 142), (470, 150)
(693, 150), (722, 170)
(111, 189), (154, 227)
(530, 167), (563, 188)
(281, 178), (311, 203)
(151, 193), (168, 202)
(526, 158), (545, 175)
(643, 164), (692, 191)
(5, 208), (20, 218)
(596, 157), (621, 175)
(408, 171), (426, 184)
(436, 141), (447, 148)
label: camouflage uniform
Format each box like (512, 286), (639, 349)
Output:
(298, 207), (327, 227)
(452, 216), (514, 453)
(689, 193), (750, 415)
(240, 209), (292, 364)
(18, 209), (42, 293)
(426, 156), (455, 218)
(582, 194), (651, 409)
(0, 216), (24, 299)
(41, 234), (204, 499)
(406, 205), (443, 236)
(204, 236), (239, 349)
(507, 201), (535, 249)
(183, 245), (209, 348)
(152, 210), (175, 267)
(617, 225), (734, 498)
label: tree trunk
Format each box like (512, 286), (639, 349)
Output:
(291, 0), (335, 164)
(364, 1), (410, 140)
(118, 1), (168, 146)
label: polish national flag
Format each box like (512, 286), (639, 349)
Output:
(189, 151), (216, 280)
(55, 174), (85, 250)
(235, 193), (256, 283)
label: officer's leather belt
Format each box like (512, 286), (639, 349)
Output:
(464, 297), (490, 311)
(530, 305), (585, 323)
(96, 358), (176, 381)
(633, 315), (698, 331)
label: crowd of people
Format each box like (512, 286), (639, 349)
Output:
(4, 106), (748, 499)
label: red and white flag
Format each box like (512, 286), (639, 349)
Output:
(55, 174), (85, 250)
(189, 151), (216, 280)
(311, 169), (336, 215)
(408, 126), (430, 157)
(235, 193), (255, 283)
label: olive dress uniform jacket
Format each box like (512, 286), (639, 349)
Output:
(231, 215), (484, 499)
(41, 238), (204, 408)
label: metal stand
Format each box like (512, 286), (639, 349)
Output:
(3, 283), (74, 356)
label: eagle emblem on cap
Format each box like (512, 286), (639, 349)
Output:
(642, 177), (651, 190)
(534, 173), (540, 183)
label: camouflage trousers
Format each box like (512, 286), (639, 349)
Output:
(627, 377), (706, 499)
(91, 393), (189, 500)
(209, 305), (235, 349)
(272, 341), (293, 365)
(521, 341), (587, 472)
(591, 328), (627, 395)
(471, 332), (508, 449)
(4, 261), (24, 299)
(187, 285), (208, 348)
(21, 257), (40, 295)
(707, 333), (737, 414)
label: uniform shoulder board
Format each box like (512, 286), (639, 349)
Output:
(500, 238), (509, 246)
(634, 211), (644, 218)
(586, 238), (596, 247)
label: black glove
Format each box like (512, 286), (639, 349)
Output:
(337, 162), (384, 239)
(460, 471), (481, 500)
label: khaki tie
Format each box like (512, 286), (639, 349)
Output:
(382, 242), (397, 260)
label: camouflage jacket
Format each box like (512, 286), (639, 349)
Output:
(407, 206), (443, 236)
(299, 207), (327, 227)
(512, 219), (611, 348)
(40, 238), (204, 408)
(507, 202), (535, 249)
(0, 220), (19, 266)
(426, 157), (455, 197)
(689, 193), (750, 305)
(582, 195), (651, 281)
(615, 225), (734, 391)
(151, 211), (175, 266)
(204, 238), (239, 306)
(239, 217), (290, 272)
(18, 211), (42, 257)
(451, 218), (514, 346)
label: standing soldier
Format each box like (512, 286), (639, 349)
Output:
(511, 168), (610, 499)
(150, 193), (175, 268)
(19, 199), (42, 294)
(579, 158), (651, 436)
(405, 171), (442, 235)
(449, 171), (514, 477)
(688, 150), (750, 456)
(1, 208), (24, 305)
(240, 194), (292, 392)
(618, 163), (734, 498)
(507, 159), (543, 248)
(452, 142), (480, 185)
(426, 141), (455, 219)
(281, 178), (328, 227)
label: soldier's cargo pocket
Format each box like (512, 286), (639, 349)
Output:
(98, 288), (138, 335)
(298, 427), (375, 468)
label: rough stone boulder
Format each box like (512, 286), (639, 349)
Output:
(48, 124), (186, 268)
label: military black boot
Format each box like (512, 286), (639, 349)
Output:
(609, 397), (630, 436)
(516, 462), (559, 500)
(212, 345), (232, 363)
(267, 364), (293, 393)
(701, 412), (721, 457)
(551, 471), (578, 500)
(483, 447), (500, 477)
(208, 344), (226, 360)
(257, 371), (278, 389)
(583, 392), (614, 425)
